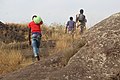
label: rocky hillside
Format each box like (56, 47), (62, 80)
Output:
(0, 12), (120, 80)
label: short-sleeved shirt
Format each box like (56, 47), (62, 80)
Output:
(66, 20), (75, 28)
(28, 21), (43, 33)
(66, 20), (75, 31)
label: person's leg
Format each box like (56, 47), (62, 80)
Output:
(68, 31), (72, 34)
(80, 23), (85, 34)
(84, 24), (86, 31)
(71, 29), (75, 38)
(32, 39), (39, 61)
(80, 25), (84, 33)
(36, 39), (41, 60)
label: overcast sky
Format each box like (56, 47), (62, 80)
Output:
(0, 0), (120, 27)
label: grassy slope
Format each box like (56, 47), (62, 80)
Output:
(0, 23), (83, 75)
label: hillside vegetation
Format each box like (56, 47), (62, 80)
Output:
(0, 21), (81, 75)
(0, 12), (120, 80)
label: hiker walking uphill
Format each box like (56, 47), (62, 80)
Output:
(66, 17), (76, 34)
(28, 15), (43, 61)
(76, 9), (87, 34)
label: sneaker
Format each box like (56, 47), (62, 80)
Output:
(36, 56), (40, 61)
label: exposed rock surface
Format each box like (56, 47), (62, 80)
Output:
(1, 12), (120, 80)
(47, 12), (120, 80)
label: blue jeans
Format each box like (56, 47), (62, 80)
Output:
(31, 33), (41, 57)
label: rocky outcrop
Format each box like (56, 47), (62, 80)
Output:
(0, 12), (120, 80)
(47, 12), (120, 80)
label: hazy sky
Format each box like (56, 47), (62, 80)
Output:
(0, 0), (120, 27)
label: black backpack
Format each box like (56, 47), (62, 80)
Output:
(79, 14), (85, 22)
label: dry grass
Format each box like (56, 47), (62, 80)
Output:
(0, 23), (84, 75)
(55, 34), (73, 50)
(0, 49), (24, 74)
(50, 26), (81, 52)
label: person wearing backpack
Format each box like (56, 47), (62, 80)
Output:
(28, 15), (43, 61)
(66, 17), (76, 34)
(76, 9), (87, 33)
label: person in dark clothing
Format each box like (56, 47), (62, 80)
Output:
(76, 9), (87, 34)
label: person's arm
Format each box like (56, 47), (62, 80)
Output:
(40, 20), (43, 25)
(85, 18), (87, 22)
(84, 15), (87, 22)
(28, 28), (31, 45)
(76, 14), (79, 22)
(76, 14), (80, 28)
(65, 21), (69, 33)
(74, 22), (76, 31)
(65, 26), (67, 33)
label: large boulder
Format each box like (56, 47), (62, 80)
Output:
(0, 12), (120, 80)
(47, 12), (120, 80)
